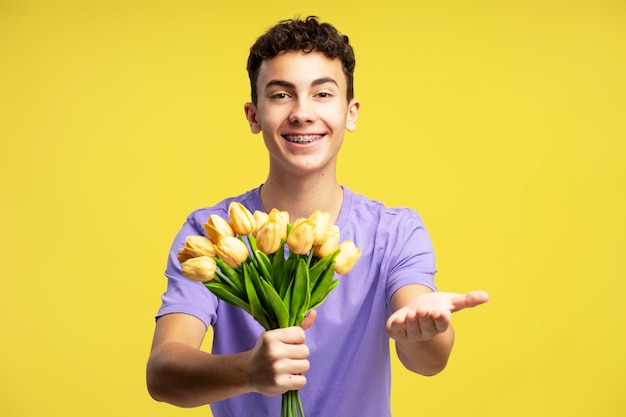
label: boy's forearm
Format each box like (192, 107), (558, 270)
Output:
(147, 342), (251, 407)
(395, 326), (455, 376)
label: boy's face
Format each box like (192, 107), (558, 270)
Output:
(244, 51), (359, 178)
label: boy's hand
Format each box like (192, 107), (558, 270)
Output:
(386, 291), (488, 343)
(246, 310), (317, 396)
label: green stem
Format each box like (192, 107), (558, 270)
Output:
(296, 390), (305, 417)
(214, 268), (244, 297)
(281, 392), (288, 417)
(306, 251), (314, 268)
(245, 235), (268, 279)
(291, 390), (298, 416)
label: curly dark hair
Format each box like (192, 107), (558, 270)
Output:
(247, 16), (355, 104)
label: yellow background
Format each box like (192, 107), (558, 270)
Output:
(1, 1), (625, 416)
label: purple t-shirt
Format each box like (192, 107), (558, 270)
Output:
(157, 186), (437, 417)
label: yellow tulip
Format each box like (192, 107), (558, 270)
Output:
(333, 240), (361, 275)
(286, 218), (316, 255)
(313, 225), (340, 258)
(181, 256), (217, 282)
(228, 202), (256, 235)
(278, 210), (290, 229)
(253, 210), (269, 235)
(177, 235), (217, 264)
(203, 214), (234, 243)
(255, 219), (283, 254)
(268, 208), (289, 239)
(215, 235), (249, 268)
(308, 209), (331, 245)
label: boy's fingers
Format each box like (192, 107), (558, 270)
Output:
(300, 309), (317, 330)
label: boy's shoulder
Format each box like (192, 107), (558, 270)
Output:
(342, 187), (426, 229)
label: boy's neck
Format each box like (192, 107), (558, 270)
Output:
(259, 172), (344, 224)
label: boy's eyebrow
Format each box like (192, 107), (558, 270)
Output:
(265, 80), (295, 90)
(264, 77), (339, 90)
(311, 77), (339, 87)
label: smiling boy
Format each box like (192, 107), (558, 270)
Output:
(147, 16), (488, 417)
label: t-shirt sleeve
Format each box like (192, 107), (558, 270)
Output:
(155, 211), (219, 328)
(385, 209), (437, 303)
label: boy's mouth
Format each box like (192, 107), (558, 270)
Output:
(283, 134), (323, 144)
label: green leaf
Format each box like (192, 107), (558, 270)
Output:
(289, 258), (310, 326)
(277, 260), (289, 299)
(309, 264), (338, 308)
(309, 279), (339, 310)
(247, 234), (258, 252)
(247, 261), (274, 325)
(308, 249), (339, 288)
(245, 234), (263, 274)
(215, 257), (240, 281)
(204, 281), (251, 315)
(255, 250), (273, 283)
(271, 241), (286, 290)
(282, 278), (293, 317)
(261, 279), (290, 328)
(214, 258), (245, 297)
(244, 263), (272, 330)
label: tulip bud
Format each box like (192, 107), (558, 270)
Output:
(203, 214), (234, 243)
(286, 218), (316, 255)
(333, 240), (361, 275)
(228, 202), (256, 236)
(268, 209), (289, 239)
(253, 210), (269, 235)
(177, 235), (217, 264)
(255, 219), (283, 254)
(314, 225), (340, 258)
(215, 235), (249, 268)
(308, 209), (331, 245)
(278, 210), (290, 229)
(181, 256), (217, 282)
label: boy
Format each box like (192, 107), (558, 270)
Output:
(147, 16), (488, 417)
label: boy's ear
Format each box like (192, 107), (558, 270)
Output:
(345, 99), (360, 132)
(244, 102), (262, 134)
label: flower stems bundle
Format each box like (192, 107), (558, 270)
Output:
(177, 202), (361, 417)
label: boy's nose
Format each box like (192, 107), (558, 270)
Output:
(288, 99), (316, 123)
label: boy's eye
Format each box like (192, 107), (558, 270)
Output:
(317, 92), (332, 98)
(271, 92), (289, 99)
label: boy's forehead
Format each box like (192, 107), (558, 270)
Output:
(257, 51), (346, 89)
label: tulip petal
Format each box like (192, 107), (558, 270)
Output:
(180, 256), (216, 282)
(334, 240), (361, 275)
(204, 214), (234, 243)
(286, 219), (316, 255)
(308, 209), (331, 245)
(177, 235), (217, 264)
(228, 202), (256, 235)
(215, 236), (249, 268)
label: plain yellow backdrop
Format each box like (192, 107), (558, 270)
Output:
(1, 0), (625, 416)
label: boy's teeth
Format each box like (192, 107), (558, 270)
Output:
(284, 135), (321, 144)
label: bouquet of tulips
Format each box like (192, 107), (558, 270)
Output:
(177, 202), (361, 417)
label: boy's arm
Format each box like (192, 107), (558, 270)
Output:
(146, 312), (315, 407)
(387, 285), (488, 376)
